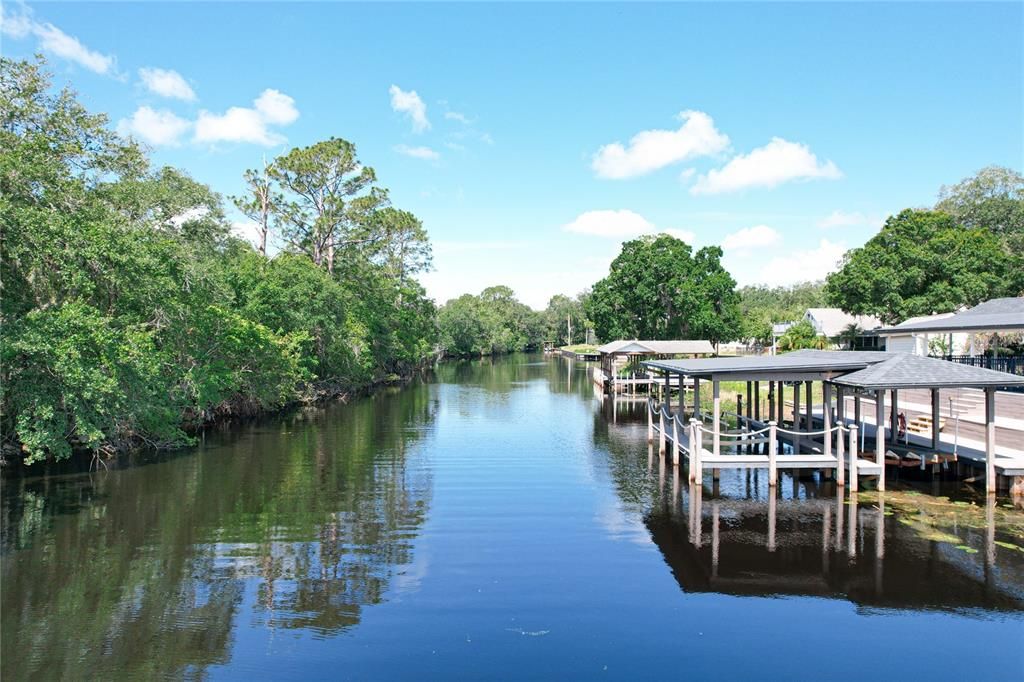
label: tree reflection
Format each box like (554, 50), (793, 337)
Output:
(1, 380), (436, 678)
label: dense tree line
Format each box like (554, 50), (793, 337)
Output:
(826, 167), (1024, 324)
(1, 58), (437, 464)
(585, 234), (741, 346)
(436, 286), (545, 356)
(737, 281), (825, 344)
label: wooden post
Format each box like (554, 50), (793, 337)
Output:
(678, 373), (685, 419)
(746, 381), (753, 425)
(659, 407), (666, 455)
(805, 380), (813, 434)
(672, 416), (680, 466)
(777, 382), (785, 426)
(767, 489), (777, 552)
(985, 387), (996, 495)
(823, 382), (832, 462)
(693, 378), (701, 421)
(768, 381), (776, 422)
(647, 399), (654, 443)
(890, 389), (899, 442)
(836, 385), (846, 461)
(754, 381), (761, 422)
(875, 390), (886, 492)
(691, 419), (703, 485)
(737, 394), (744, 431)
(849, 424), (859, 493)
(931, 388), (941, 451)
(712, 379), (721, 457)
(768, 421), (778, 487)
(793, 382), (801, 451)
(664, 372), (670, 413)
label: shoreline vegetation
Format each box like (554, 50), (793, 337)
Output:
(3, 57), (1022, 470)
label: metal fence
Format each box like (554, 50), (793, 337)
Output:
(934, 354), (1024, 391)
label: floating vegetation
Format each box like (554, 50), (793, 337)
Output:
(855, 489), (1024, 547)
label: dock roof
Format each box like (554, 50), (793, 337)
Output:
(597, 339), (715, 355)
(878, 297), (1024, 334)
(643, 349), (889, 379)
(831, 353), (1024, 389)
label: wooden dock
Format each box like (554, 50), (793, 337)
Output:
(646, 397), (882, 490)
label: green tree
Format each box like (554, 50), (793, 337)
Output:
(585, 234), (741, 345)
(824, 209), (1020, 324)
(269, 138), (383, 273)
(737, 281), (826, 344)
(777, 319), (827, 352)
(937, 165), (1024, 256)
(543, 294), (586, 346)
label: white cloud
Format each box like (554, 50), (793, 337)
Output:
(721, 224), (781, 252)
(254, 89), (298, 125)
(2, 10), (115, 74)
(753, 239), (847, 286)
(138, 67), (195, 101)
(231, 220), (262, 247)
(563, 210), (655, 238)
(562, 210), (697, 245)
(117, 106), (190, 146)
(691, 137), (842, 195)
(591, 110), (730, 179)
(817, 210), (882, 230)
(389, 84), (430, 132)
(193, 88), (299, 146)
(444, 111), (472, 124)
(394, 144), (440, 161)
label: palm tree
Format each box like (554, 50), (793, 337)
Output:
(837, 323), (863, 350)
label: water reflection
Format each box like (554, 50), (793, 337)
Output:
(1, 382), (436, 679)
(594, 391), (1024, 614)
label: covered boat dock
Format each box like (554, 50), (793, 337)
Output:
(642, 350), (1024, 494)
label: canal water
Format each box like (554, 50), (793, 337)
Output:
(2, 354), (1022, 679)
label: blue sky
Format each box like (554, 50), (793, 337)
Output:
(2, 2), (1021, 308)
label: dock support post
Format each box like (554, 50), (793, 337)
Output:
(931, 388), (941, 451)
(691, 419), (703, 485)
(768, 421), (778, 487)
(875, 390), (886, 492)
(890, 389), (899, 441)
(985, 387), (996, 495)
(836, 386), (846, 462)
(768, 381), (775, 422)
(805, 380), (812, 434)
(659, 407), (666, 455)
(647, 399), (654, 443)
(678, 373), (685, 419)
(672, 416), (680, 466)
(777, 382), (785, 426)
(754, 381), (760, 421)
(712, 379), (721, 457)
(693, 378), (701, 421)
(793, 382), (801, 450)
(849, 425), (859, 492)
(823, 382), (832, 463)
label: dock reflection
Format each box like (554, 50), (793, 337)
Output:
(645, 471), (1024, 613)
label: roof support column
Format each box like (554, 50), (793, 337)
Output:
(793, 382), (801, 429)
(768, 381), (776, 422)
(663, 372), (670, 414)
(754, 381), (761, 423)
(835, 385), (846, 461)
(805, 380), (813, 434)
(985, 387), (996, 495)
(890, 389), (899, 444)
(875, 389), (886, 492)
(931, 388), (941, 451)
(713, 379), (721, 458)
(823, 382), (832, 462)
(678, 373), (685, 418)
(693, 378), (701, 421)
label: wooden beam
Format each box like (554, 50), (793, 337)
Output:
(931, 388), (941, 450)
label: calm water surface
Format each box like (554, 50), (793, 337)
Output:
(3, 354), (1023, 680)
